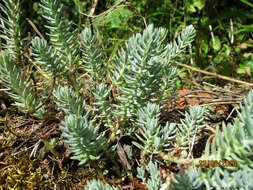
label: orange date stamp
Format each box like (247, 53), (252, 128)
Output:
(199, 160), (238, 168)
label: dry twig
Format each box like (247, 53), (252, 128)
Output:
(177, 62), (253, 87)
(26, 18), (44, 39)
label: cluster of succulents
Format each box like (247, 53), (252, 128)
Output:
(1, 0), (252, 189)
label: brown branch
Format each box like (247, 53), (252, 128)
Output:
(87, 0), (99, 35)
(177, 62), (253, 87)
(82, 0), (125, 18)
(89, 0), (98, 17)
(26, 18), (44, 39)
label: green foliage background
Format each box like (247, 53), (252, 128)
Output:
(17, 0), (252, 81)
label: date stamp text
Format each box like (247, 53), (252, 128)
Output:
(199, 160), (238, 168)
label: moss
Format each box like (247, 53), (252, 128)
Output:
(0, 154), (45, 189)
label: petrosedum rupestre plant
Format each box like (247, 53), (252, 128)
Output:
(129, 91), (253, 190)
(0, 0), (41, 114)
(0, 0), (23, 63)
(133, 102), (177, 160)
(111, 24), (195, 124)
(1, 0), (192, 180)
(167, 90), (253, 190)
(1, 0), (253, 189)
(133, 104), (209, 163)
(0, 52), (40, 113)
